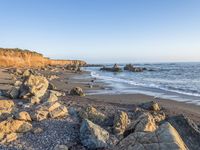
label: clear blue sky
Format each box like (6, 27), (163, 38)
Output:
(0, 0), (200, 63)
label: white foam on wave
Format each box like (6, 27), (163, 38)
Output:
(90, 71), (200, 98)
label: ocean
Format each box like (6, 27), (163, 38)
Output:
(83, 62), (200, 105)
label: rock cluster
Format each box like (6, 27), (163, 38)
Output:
(100, 64), (122, 72)
(124, 64), (146, 72)
(0, 68), (195, 149)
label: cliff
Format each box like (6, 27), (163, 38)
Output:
(0, 48), (86, 68)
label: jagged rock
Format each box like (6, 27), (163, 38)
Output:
(16, 111), (32, 121)
(116, 122), (188, 150)
(124, 64), (146, 72)
(19, 75), (49, 99)
(32, 127), (43, 134)
(139, 101), (161, 111)
(152, 111), (166, 123)
(30, 96), (41, 104)
(100, 64), (122, 72)
(54, 144), (68, 150)
(0, 100), (15, 115)
(80, 119), (109, 149)
(113, 111), (129, 135)
(49, 105), (68, 119)
(125, 113), (157, 135)
(168, 115), (200, 150)
(0, 119), (32, 133)
(7, 87), (20, 99)
(79, 106), (106, 124)
(70, 87), (85, 96)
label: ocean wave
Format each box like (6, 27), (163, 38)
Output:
(90, 71), (200, 97)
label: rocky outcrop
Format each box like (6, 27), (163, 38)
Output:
(100, 64), (122, 72)
(116, 122), (188, 150)
(80, 119), (109, 149)
(124, 64), (146, 72)
(0, 48), (86, 68)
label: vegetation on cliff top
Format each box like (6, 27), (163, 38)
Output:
(0, 48), (43, 56)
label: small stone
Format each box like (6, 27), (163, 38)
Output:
(16, 111), (32, 121)
(30, 96), (41, 104)
(70, 87), (85, 96)
(32, 127), (43, 134)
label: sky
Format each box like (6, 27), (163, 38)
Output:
(0, 0), (200, 63)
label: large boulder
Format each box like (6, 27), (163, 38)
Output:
(125, 112), (157, 135)
(113, 111), (129, 135)
(80, 119), (109, 149)
(0, 100), (15, 115)
(168, 115), (200, 150)
(116, 122), (188, 150)
(79, 106), (106, 124)
(19, 75), (49, 99)
(70, 87), (85, 96)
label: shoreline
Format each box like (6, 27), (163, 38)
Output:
(1, 67), (200, 124)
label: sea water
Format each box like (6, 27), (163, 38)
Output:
(82, 62), (200, 105)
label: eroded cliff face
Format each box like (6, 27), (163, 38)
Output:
(0, 48), (86, 68)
